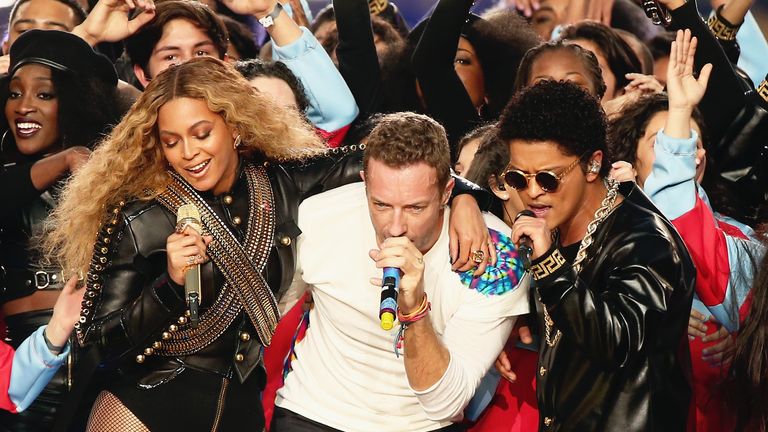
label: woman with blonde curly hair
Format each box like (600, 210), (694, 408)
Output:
(40, 56), (357, 431)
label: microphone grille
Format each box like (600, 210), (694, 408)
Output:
(177, 203), (202, 233)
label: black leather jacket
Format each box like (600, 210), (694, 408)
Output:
(531, 182), (695, 431)
(80, 150), (490, 388)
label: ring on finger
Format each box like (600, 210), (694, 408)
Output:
(186, 255), (196, 266)
(471, 249), (485, 264)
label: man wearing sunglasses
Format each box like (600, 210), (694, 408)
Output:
(496, 80), (695, 432)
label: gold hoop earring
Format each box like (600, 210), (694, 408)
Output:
(233, 135), (242, 149)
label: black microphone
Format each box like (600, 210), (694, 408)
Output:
(177, 204), (202, 327)
(514, 210), (535, 270)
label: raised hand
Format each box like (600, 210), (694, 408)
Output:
(664, 29), (712, 139)
(667, 29), (712, 112)
(72, 0), (157, 47)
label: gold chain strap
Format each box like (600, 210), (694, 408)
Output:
(541, 178), (620, 347)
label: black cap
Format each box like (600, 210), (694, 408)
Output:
(9, 29), (117, 87)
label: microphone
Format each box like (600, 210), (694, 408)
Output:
(379, 267), (400, 330)
(177, 204), (202, 327)
(514, 210), (535, 270)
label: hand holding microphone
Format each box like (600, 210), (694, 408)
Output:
(369, 237), (426, 329)
(511, 210), (552, 266)
(167, 204), (212, 327)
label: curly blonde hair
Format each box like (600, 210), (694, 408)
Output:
(41, 57), (325, 276)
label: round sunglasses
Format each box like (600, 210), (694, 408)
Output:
(500, 157), (583, 193)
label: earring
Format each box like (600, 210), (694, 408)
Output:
(588, 160), (600, 173)
(233, 135), (242, 149)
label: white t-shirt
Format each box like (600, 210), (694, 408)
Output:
(276, 183), (529, 432)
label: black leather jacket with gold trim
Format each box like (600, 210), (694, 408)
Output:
(531, 182), (695, 432)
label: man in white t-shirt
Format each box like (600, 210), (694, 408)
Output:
(272, 112), (529, 432)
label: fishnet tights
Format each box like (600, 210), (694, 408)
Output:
(86, 391), (149, 432)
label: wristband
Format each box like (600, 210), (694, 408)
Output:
(530, 246), (566, 281)
(393, 294), (431, 357)
(259, 2), (283, 28)
(43, 328), (65, 354)
(707, 5), (741, 41)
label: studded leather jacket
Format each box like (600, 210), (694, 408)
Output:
(530, 182), (695, 432)
(79, 150), (490, 388)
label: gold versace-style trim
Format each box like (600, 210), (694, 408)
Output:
(757, 79), (768, 104)
(531, 249), (566, 280)
(707, 13), (739, 41)
(368, 0), (389, 15)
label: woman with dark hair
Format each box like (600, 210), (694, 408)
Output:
(558, 20), (643, 101)
(0, 29), (121, 432)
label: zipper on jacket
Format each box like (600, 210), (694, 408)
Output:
(211, 378), (229, 432)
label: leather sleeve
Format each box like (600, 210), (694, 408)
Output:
(83, 211), (187, 362)
(534, 232), (689, 368)
(334, 0), (382, 118)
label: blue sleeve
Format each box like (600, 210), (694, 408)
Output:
(9, 326), (68, 412)
(271, 27), (359, 132)
(644, 129), (699, 220)
(736, 12), (768, 88)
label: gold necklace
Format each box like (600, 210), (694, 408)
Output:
(541, 178), (620, 347)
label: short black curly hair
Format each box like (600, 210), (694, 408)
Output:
(234, 59), (310, 113)
(498, 79), (610, 177)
